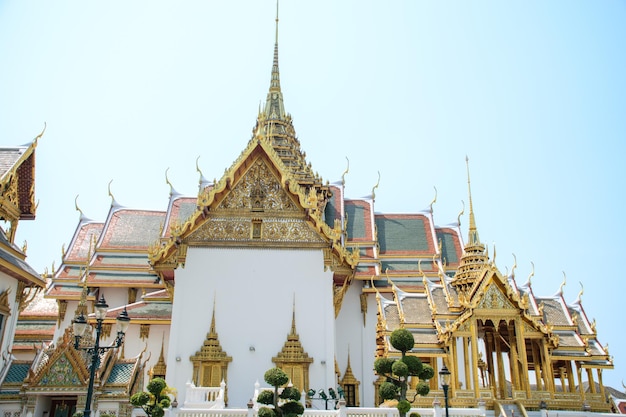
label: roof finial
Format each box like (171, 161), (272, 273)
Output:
(275, 0), (279, 45)
(341, 157), (350, 186)
(525, 261), (535, 286)
(262, 0), (286, 121)
(108, 179), (119, 207)
(466, 156), (480, 245)
(576, 281), (584, 304)
(291, 293), (297, 335)
(270, 0), (281, 94)
(371, 171), (380, 201)
(430, 186), (437, 215)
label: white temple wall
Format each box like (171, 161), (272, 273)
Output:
(334, 281), (378, 407)
(167, 247), (335, 408)
(0, 273), (20, 376)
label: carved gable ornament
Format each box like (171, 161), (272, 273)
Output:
(476, 283), (516, 311)
(218, 158), (299, 213)
(187, 157), (326, 246)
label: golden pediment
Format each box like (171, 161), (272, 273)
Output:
(476, 284), (516, 310)
(217, 157), (299, 213)
(186, 157), (327, 246)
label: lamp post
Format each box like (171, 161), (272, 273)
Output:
(73, 295), (131, 417)
(439, 364), (451, 417)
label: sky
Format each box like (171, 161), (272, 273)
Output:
(1, 1), (625, 391)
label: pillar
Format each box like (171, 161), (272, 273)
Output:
(471, 320), (481, 399)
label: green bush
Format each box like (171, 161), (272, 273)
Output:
(379, 381), (399, 400)
(281, 401), (304, 416)
(392, 360), (409, 378)
(130, 392), (151, 407)
(401, 355), (423, 375)
(390, 329), (414, 353)
(257, 390), (275, 405)
(279, 386), (301, 401)
(416, 381), (430, 396)
(410, 412), (421, 417)
(147, 378), (167, 396)
(397, 400), (411, 414)
(264, 368), (289, 387)
(374, 357), (394, 374)
(419, 364), (434, 380)
(258, 407), (277, 417)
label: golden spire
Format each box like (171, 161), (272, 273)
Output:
(466, 156), (480, 245)
(264, 0), (285, 120)
(451, 157), (488, 296)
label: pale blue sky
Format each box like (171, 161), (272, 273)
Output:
(1, 1), (625, 389)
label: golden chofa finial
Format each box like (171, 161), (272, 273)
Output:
(108, 179), (118, 206)
(371, 171), (380, 201)
(33, 122), (47, 145)
(341, 157), (350, 186)
(74, 195), (89, 222)
(165, 167), (179, 196)
(429, 186), (437, 215)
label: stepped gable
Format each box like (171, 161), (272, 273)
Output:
(47, 213), (103, 300)
(81, 201), (164, 288)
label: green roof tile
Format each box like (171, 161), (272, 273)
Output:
(5, 363), (30, 384)
(436, 230), (459, 264)
(376, 217), (429, 253)
(346, 204), (366, 239)
(106, 363), (135, 384)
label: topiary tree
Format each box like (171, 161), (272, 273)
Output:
(256, 367), (305, 417)
(374, 328), (434, 417)
(130, 377), (174, 417)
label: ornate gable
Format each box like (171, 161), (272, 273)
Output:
(186, 155), (325, 247)
(475, 282), (516, 311)
(28, 328), (89, 389)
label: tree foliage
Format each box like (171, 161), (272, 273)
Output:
(130, 377), (175, 417)
(374, 329), (433, 417)
(258, 367), (305, 417)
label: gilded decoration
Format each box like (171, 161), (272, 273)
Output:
(217, 158), (299, 213)
(188, 217), (324, 245)
(186, 158), (327, 246)
(273, 310), (313, 393)
(0, 289), (11, 316)
(476, 284), (515, 310)
(190, 307), (232, 389)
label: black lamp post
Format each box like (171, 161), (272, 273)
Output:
(439, 364), (451, 417)
(73, 295), (131, 417)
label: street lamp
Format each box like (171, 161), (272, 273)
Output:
(439, 364), (451, 417)
(73, 294), (131, 417)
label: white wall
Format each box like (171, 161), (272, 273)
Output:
(335, 284), (378, 407)
(167, 247), (336, 408)
(0, 273), (20, 373)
